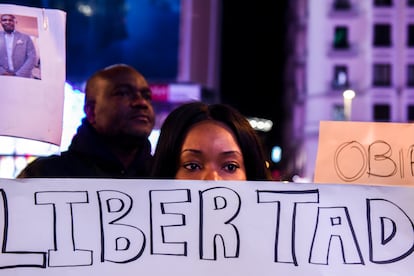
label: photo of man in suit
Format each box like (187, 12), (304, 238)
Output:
(0, 13), (36, 78)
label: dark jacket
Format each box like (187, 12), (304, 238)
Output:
(17, 119), (153, 178)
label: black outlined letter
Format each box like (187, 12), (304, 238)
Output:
(309, 207), (364, 265)
(150, 189), (191, 256)
(0, 189), (46, 269)
(97, 190), (145, 263)
(36, 191), (92, 267)
(367, 199), (414, 263)
(200, 187), (241, 260)
(257, 189), (319, 265)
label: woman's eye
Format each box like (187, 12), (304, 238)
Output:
(224, 163), (240, 172)
(183, 163), (201, 171)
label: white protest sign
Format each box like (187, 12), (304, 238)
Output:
(0, 178), (413, 275)
(0, 4), (66, 145)
(314, 121), (414, 186)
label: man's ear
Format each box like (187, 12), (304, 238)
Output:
(84, 101), (96, 124)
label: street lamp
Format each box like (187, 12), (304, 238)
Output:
(343, 89), (355, 121)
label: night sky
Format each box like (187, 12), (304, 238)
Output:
(220, 2), (288, 162)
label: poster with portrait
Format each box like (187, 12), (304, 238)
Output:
(0, 4), (66, 145)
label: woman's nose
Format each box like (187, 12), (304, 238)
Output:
(203, 169), (222, 181)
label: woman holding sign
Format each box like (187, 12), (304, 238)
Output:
(151, 101), (272, 180)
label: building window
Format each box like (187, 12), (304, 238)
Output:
(408, 25), (414, 47)
(407, 105), (414, 121)
(333, 0), (351, 10)
(373, 63), (392, 86)
(373, 24), (391, 46)
(373, 104), (390, 122)
(333, 26), (349, 49)
(374, 0), (393, 6)
(407, 64), (414, 87)
(333, 104), (345, 121)
(332, 65), (349, 89)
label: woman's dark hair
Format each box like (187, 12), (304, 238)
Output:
(151, 101), (272, 180)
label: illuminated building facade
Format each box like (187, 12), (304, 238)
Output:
(286, 0), (414, 180)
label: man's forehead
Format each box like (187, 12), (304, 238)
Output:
(98, 75), (142, 90)
(1, 14), (15, 20)
(107, 72), (147, 86)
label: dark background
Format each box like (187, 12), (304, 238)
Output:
(1, 0), (289, 173)
(220, 2), (288, 172)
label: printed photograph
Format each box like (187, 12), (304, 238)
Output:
(0, 13), (40, 79)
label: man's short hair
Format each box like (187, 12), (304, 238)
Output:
(1, 14), (16, 20)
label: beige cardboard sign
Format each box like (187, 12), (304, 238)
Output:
(314, 121), (414, 186)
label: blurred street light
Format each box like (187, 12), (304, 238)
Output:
(247, 117), (273, 132)
(343, 89), (355, 121)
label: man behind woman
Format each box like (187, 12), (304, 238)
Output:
(18, 64), (155, 178)
(16, 63), (271, 181)
(151, 101), (273, 181)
